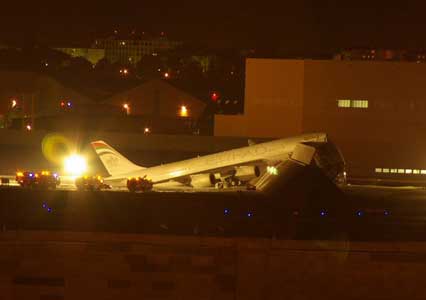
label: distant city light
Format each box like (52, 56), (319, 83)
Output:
(123, 103), (130, 115)
(25, 124), (32, 131)
(179, 105), (188, 117)
(120, 69), (129, 75)
(211, 92), (219, 102)
(67, 101), (72, 108)
(11, 99), (17, 108)
(144, 127), (151, 134)
(164, 72), (170, 79)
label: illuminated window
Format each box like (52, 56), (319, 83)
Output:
(338, 100), (351, 108)
(405, 169), (413, 174)
(414, 170), (420, 174)
(390, 169), (397, 173)
(337, 99), (369, 109)
(375, 168), (382, 173)
(421, 170), (426, 175)
(398, 169), (405, 174)
(383, 168), (390, 173)
(352, 100), (369, 108)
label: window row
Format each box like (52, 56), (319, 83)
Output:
(375, 168), (426, 175)
(337, 99), (369, 109)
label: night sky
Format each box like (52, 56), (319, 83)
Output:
(1, 1), (426, 55)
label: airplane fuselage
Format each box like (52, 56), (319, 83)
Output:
(106, 133), (327, 185)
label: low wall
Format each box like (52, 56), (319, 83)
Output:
(1, 231), (426, 300)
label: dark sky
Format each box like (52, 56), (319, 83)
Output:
(1, 1), (426, 55)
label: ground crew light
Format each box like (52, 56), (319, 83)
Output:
(64, 154), (87, 176)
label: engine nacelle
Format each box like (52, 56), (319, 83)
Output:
(190, 173), (217, 188)
(234, 166), (261, 182)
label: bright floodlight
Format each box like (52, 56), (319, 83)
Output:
(64, 154), (87, 176)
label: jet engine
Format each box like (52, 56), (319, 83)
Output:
(190, 173), (217, 188)
(233, 166), (261, 182)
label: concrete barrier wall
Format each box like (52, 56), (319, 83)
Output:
(1, 231), (425, 300)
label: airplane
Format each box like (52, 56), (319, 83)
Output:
(91, 133), (345, 190)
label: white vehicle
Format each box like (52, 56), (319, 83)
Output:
(91, 133), (343, 190)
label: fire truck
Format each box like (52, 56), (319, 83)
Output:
(16, 171), (60, 189)
(75, 175), (110, 191)
(127, 176), (154, 192)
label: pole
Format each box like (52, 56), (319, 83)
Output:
(31, 94), (35, 129)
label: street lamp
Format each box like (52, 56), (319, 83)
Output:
(123, 103), (130, 115)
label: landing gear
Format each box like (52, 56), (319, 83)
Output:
(215, 177), (244, 189)
(215, 181), (224, 189)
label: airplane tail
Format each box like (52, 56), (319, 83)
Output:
(91, 141), (145, 176)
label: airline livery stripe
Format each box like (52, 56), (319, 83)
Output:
(92, 143), (108, 149)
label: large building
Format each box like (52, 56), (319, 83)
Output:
(215, 58), (426, 178)
(0, 71), (95, 118)
(95, 37), (182, 65)
(104, 79), (208, 134)
(55, 48), (105, 65)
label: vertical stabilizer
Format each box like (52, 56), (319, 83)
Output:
(91, 141), (144, 176)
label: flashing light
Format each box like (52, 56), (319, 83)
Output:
(267, 166), (279, 176)
(384, 210), (390, 216)
(41, 171), (50, 176)
(356, 210), (364, 217)
(320, 210), (328, 217)
(16, 172), (23, 177)
(247, 212), (253, 218)
(211, 92), (219, 102)
(47, 208), (52, 213)
(42, 203), (47, 208)
(29, 173), (34, 178)
(67, 101), (72, 108)
(224, 209), (230, 215)
(53, 173), (58, 178)
(64, 154), (87, 176)
(179, 105), (188, 117)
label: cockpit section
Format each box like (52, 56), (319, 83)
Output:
(304, 140), (346, 185)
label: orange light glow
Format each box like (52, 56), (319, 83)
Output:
(179, 105), (188, 117)
(123, 103), (130, 114)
